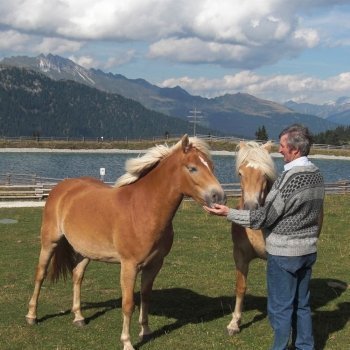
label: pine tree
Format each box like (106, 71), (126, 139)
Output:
(255, 125), (268, 141)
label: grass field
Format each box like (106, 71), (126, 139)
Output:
(0, 196), (349, 349)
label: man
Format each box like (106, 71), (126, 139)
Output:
(204, 124), (325, 350)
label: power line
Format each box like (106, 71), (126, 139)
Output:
(187, 107), (202, 136)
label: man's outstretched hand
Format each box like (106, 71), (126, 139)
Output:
(203, 203), (230, 217)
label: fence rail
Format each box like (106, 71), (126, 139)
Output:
(1, 135), (350, 151)
(0, 174), (60, 200)
(1, 174), (349, 201)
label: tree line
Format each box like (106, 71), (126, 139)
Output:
(256, 125), (350, 145)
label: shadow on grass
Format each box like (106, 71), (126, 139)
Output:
(36, 277), (348, 349)
(310, 278), (349, 350)
(37, 309), (71, 323)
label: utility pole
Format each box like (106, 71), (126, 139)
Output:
(187, 107), (202, 136)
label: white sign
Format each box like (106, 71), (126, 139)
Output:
(100, 168), (106, 176)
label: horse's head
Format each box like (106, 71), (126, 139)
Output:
(178, 134), (226, 207)
(236, 141), (276, 210)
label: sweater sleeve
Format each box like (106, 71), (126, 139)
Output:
(226, 187), (286, 230)
(227, 208), (251, 226)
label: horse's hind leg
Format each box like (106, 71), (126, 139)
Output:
(26, 238), (58, 324)
(71, 257), (90, 326)
(227, 254), (249, 336)
(138, 258), (164, 340)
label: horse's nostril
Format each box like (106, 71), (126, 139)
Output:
(213, 190), (226, 204)
(208, 188), (226, 205)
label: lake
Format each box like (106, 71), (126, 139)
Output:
(0, 151), (349, 184)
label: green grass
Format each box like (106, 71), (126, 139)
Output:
(0, 196), (349, 349)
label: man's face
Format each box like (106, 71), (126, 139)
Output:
(279, 134), (299, 163)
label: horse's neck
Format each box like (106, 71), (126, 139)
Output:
(131, 157), (184, 217)
(237, 197), (244, 209)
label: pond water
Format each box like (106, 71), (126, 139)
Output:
(0, 151), (349, 184)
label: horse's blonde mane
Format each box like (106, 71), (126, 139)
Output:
(236, 141), (277, 181)
(114, 137), (211, 187)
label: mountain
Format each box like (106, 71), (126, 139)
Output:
(0, 66), (212, 138)
(1, 54), (339, 139)
(326, 109), (350, 125)
(285, 97), (350, 125)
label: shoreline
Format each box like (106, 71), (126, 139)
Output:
(1, 147), (350, 160)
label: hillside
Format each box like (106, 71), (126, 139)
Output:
(0, 66), (212, 138)
(1, 54), (339, 139)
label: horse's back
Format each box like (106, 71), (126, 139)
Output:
(42, 177), (110, 229)
(46, 176), (106, 203)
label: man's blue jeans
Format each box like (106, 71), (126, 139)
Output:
(267, 253), (317, 350)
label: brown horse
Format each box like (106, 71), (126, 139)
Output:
(25, 134), (226, 350)
(226, 141), (277, 335)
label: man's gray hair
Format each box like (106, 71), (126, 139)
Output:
(279, 124), (313, 156)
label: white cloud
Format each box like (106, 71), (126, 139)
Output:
(35, 37), (84, 55)
(293, 29), (320, 48)
(104, 50), (137, 68)
(0, 30), (30, 50)
(69, 55), (99, 69)
(160, 71), (350, 104)
(0, 0), (349, 104)
(0, 0), (344, 68)
(149, 38), (250, 65)
(0, 0), (69, 33)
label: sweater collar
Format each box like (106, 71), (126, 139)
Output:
(284, 156), (312, 172)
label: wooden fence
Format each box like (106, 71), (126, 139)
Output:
(1, 135), (350, 151)
(1, 173), (349, 201)
(0, 174), (60, 200)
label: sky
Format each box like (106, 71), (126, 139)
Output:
(1, 0), (350, 105)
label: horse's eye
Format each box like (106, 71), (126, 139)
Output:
(187, 166), (197, 173)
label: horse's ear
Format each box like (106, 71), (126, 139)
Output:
(238, 141), (246, 150)
(181, 134), (191, 153)
(262, 141), (273, 153)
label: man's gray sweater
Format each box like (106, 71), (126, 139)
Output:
(227, 164), (325, 256)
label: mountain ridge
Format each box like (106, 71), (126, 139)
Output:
(1, 54), (340, 139)
(284, 98), (350, 125)
(0, 65), (213, 138)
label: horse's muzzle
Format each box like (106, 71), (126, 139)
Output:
(243, 201), (259, 210)
(205, 188), (227, 207)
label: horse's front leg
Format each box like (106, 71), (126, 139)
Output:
(227, 257), (249, 336)
(120, 262), (138, 350)
(138, 258), (164, 340)
(71, 257), (90, 326)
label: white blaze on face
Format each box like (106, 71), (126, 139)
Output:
(199, 155), (210, 170)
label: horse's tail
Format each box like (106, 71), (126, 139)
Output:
(48, 236), (76, 283)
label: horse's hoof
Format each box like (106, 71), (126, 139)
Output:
(227, 327), (240, 336)
(25, 316), (37, 325)
(73, 319), (86, 327)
